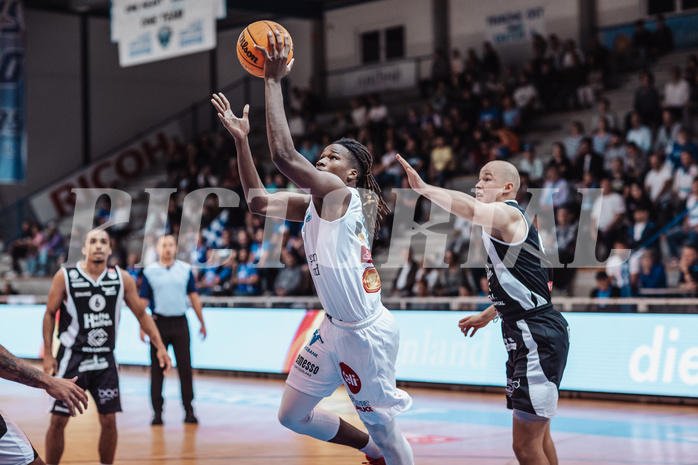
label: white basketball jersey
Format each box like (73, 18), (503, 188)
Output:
(301, 187), (382, 322)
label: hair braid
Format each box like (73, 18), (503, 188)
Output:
(333, 138), (390, 234)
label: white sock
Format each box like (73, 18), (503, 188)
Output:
(360, 436), (383, 459)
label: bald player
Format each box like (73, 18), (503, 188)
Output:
(397, 157), (570, 465)
(42, 229), (172, 465)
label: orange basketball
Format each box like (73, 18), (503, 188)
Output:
(237, 21), (294, 78)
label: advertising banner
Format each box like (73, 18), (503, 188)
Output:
(111, 0), (223, 67)
(2, 305), (696, 398)
(0, 0), (26, 182)
(28, 119), (186, 224)
(327, 61), (417, 98)
(485, 6), (545, 45)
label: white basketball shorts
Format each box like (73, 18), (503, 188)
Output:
(286, 306), (412, 425)
(0, 411), (37, 465)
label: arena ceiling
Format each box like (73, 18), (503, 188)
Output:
(25, 0), (378, 27)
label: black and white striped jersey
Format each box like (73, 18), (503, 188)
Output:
(57, 263), (124, 353)
(482, 200), (553, 318)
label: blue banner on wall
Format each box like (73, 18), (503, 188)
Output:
(600, 13), (698, 53)
(0, 0), (26, 183)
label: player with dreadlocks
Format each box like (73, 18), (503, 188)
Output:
(211, 30), (413, 465)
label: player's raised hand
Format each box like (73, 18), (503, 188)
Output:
(458, 312), (491, 338)
(156, 348), (173, 374)
(255, 30), (294, 82)
(45, 376), (89, 417)
(395, 154), (428, 196)
(211, 93), (250, 140)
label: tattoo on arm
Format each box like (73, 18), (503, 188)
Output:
(0, 345), (44, 388)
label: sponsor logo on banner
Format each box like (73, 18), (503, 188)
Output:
(362, 267), (381, 293)
(485, 7), (545, 45)
(29, 121), (182, 223)
(89, 295), (107, 312)
(405, 434), (462, 445)
(113, 0), (218, 67)
(340, 362), (361, 394)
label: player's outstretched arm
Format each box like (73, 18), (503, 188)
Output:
(396, 154), (521, 236)
(122, 273), (172, 373)
(43, 269), (66, 375)
(0, 344), (88, 416)
(458, 305), (498, 337)
(255, 31), (348, 200)
(211, 92), (310, 221)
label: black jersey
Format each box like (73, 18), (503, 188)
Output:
(58, 263), (124, 353)
(482, 200), (553, 320)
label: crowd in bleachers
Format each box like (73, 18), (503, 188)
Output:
(7, 17), (698, 303)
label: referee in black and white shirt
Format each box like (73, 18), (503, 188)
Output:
(139, 235), (206, 426)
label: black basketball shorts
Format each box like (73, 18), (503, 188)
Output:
(50, 345), (122, 416)
(501, 309), (570, 418)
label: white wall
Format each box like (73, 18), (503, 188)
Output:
(449, 0), (581, 66)
(88, 17), (211, 160)
(324, 0), (434, 71)
(596, 0), (641, 28)
(1, 11), (314, 210)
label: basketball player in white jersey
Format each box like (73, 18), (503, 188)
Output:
(0, 343), (88, 465)
(397, 156), (569, 465)
(211, 32), (413, 465)
(42, 230), (172, 465)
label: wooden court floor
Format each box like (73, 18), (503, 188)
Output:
(1, 367), (696, 465)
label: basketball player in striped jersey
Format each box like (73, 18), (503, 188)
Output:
(211, 31), (413, 465)
(42, 230), (172, 465)
(397, 156), (570, 465)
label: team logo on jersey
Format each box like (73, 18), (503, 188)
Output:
(305, 213), (312, 223)
(340, 363), (362, 394)
(101, 286), (117, 296)
(87, 328), (109, 347)
(98, 388), (119, 404)
(548, 281), (553, 292)
(78, 355), (109, 372)
(506, 378), (521, 396)
(309, 329), (323, 347)
(362, 267), (381, 293)
(68, 270), (80, 280)
(360, 246), (373, 264)
(89, 294), (107, 312)
(503, 337), (517, 351)
(107, 269), (117, 280)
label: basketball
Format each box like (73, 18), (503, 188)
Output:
(237, 21), (294, 78)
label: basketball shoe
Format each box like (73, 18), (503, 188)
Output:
(362, 455), (386, 465)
